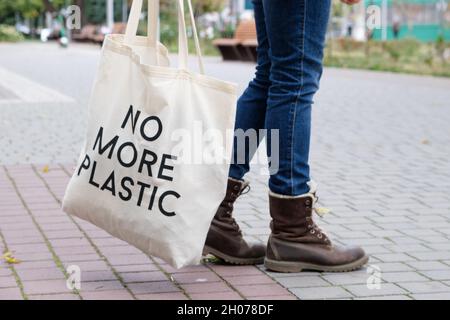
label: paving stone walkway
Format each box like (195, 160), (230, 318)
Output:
(1, 42), (450, 300)
(0, 164), (295, 300)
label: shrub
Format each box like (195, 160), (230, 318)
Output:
(394, 38), (421, 56)
(0, 24), (24, 42)
(383, 42), (401, 61)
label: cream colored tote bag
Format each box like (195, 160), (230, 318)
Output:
(63, 0), (237, 268)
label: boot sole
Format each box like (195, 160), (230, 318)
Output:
(203, 246), (265, 265)
(264, 255), (369, 273)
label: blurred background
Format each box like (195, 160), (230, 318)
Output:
(0, 0), (449, 76)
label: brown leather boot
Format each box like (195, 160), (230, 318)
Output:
(203, 178), (265, 265)
(265, 183), (368, 272)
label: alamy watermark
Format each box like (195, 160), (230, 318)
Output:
(66, 264), (81, 291)
(366, 5), (382, 30)
(61, 5), (81, 30)
(366, 264), (382, 290)
(64, 4), (385, 32)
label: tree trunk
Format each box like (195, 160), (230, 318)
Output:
(42, 0), (56, 12)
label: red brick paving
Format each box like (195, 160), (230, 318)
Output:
(190, 292), (243, 300)
(182, 282), (232, 294)
(81, 290), (133, 300)
(136, 292), (188, 300)
(0, 164), (296, 300)
(28, 293), (80, 300)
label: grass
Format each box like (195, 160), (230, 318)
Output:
(324, 38), (450, 78)
(0, 24), (24, 42)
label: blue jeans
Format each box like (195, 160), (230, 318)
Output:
(229, 0), (331, 196)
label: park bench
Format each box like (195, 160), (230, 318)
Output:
(92, 23), (127, 44)
(72, 24), (97, 42)
(213, 19), (257, 62)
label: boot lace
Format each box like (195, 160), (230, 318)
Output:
(222, 182), (250, 235)
(306, 194), (331, 243)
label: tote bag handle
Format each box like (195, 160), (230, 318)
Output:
(124, 0), (205, 74)
(124, 0), (158, 48)
(178, 0), (205, 74)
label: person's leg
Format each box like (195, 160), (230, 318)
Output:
(264, 0), (330, 195)
(203, 0), (269, 264)
(263, 0), (368, 272)
(228, 0), (271, 180)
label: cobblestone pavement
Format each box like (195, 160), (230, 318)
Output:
(1, 42), (450, 300)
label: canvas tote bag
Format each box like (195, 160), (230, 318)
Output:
(62, 0), (237, 268)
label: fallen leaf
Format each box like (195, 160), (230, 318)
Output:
(202, 255), (222, 264)
(315, 207), (331, 217)
(421, 139), (430, 145)
(42, 165), (49, 173)
(2, 251), (21, 264)
(4, 256), (20, 264)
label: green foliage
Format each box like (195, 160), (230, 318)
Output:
(220, 23), (235, 38)
(0, 0), (67, 24)
(14, 0), (44, 19)
(0, 24), (25, 42)
(383, 42), (401, 61)
(332, 2), (344, 17)
(84, 0), (124, 25)
(191, 0), (226, 16)
(435, 34), (446, 60)
(393, 38), (421, 56)
(325, 38), (450, 78)
(160, 0), (179, 46)
(135, 0), (223, 55)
